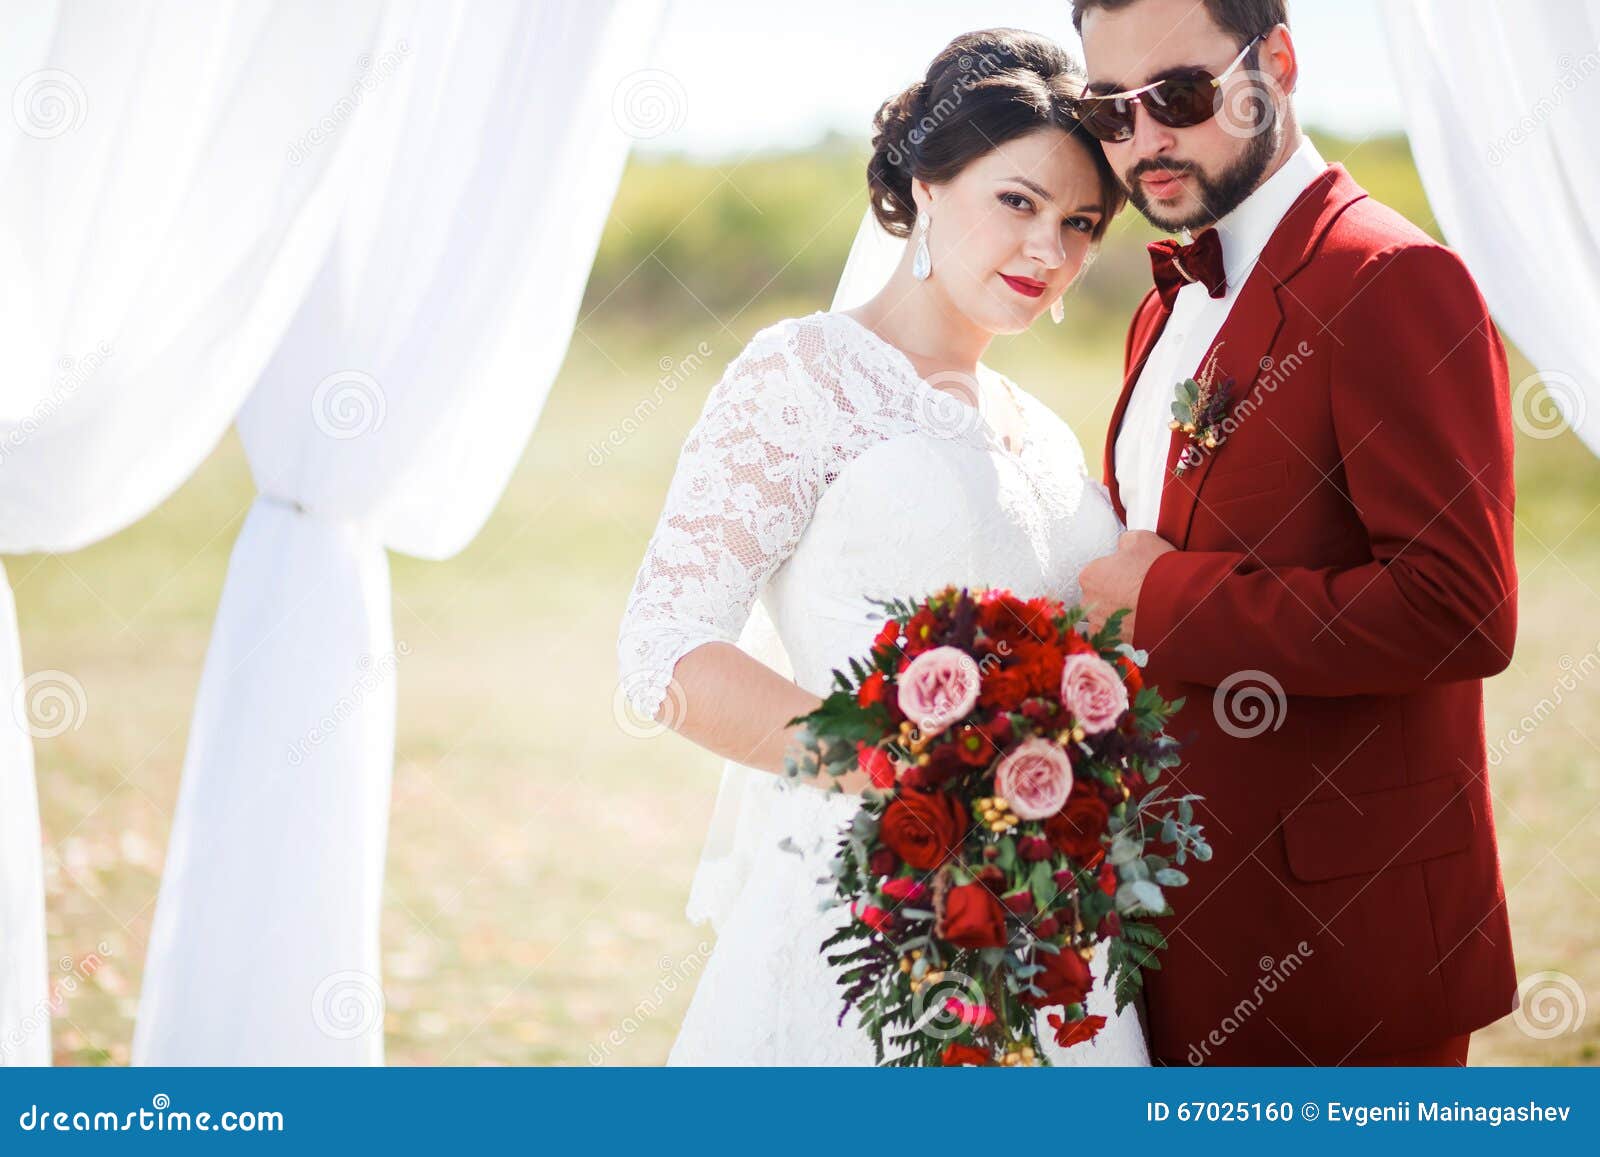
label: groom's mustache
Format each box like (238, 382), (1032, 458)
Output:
(1125, 158), (1199, 186)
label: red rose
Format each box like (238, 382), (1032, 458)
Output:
(1044, 781), (1110, 863)
(1017, 835), (1053, 862)
(873, 619), (902, 653)
(867, 846), (901, 878)
(1116, 654), (1144, 696)
(938, 880), (1009, 948)
(856, 742), (897, 789)
(1048, 1012), (1107, 1049)
(1035, 915), (1061, 939)
(879, 790), (966, 870)
(1022, 945), (1093, 1009)
(857, 670), (887, 708)
(1001, 888), (1035, 915)
(940, 1043), (993, 1067)
(881, 876), (927, 903)
(917, 744), (967, 790)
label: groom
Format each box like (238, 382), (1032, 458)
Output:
(1074, 0), (1518, 1065)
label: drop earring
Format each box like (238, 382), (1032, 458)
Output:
(911, 215), (932, 281)
(1050, 295), (1065, 324)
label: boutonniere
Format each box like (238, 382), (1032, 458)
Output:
(1169, 344), (1235, 476)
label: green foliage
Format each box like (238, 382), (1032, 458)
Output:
(582, 130), (1438, 342)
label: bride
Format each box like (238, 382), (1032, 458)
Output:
(617, 28), (1145, 1065)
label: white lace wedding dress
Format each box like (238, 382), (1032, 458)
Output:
(617, 309), (1149, 1066)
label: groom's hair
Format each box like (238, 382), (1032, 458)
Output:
(1069, 0), (1287, 48)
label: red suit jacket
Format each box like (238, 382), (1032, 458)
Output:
(1107, 165), (1518, 1064)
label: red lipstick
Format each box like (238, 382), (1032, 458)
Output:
(1000, 273), (1046, 298)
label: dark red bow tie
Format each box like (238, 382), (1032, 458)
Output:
(1147, 228), (1227, 311)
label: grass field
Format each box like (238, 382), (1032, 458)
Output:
(13, 131), (1598, 1066)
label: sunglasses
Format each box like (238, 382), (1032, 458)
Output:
(1073, 32), (1266, 143)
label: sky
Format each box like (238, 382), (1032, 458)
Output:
(634, 0), (1404, 158)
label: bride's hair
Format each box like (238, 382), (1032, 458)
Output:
(867, 28), (1124, 241)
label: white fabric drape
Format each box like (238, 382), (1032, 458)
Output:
(134, 0), (665, 1064)
(1384, 0), (1600, 457)
(0, 0), (390, 1065)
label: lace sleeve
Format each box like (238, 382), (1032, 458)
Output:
(617, 323), (831, 720)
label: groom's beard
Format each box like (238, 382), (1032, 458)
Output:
(1123, 120), (1278, 232)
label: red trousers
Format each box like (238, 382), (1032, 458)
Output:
(1347, 1034), (1471, 1067)
(1157, 1034), (1471, 1067)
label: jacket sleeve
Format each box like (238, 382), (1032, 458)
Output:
(1134, 243), (1518, 697)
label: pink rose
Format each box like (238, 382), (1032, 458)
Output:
(1060, 652), (1129, 734)
(993, 737), (1073, 820)
(944, 997), (997, 1028)
(897, 646), (981, 736)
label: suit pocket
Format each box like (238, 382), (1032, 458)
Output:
(1199, 457), (1287, 507)
(1280, 774), (1476, 883)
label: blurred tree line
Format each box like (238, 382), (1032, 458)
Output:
(582, 129), (1435, 347)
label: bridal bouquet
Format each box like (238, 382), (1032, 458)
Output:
(784, 586), (1208, 1067)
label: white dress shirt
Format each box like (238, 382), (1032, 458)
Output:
(1114, 137), (1328, 532)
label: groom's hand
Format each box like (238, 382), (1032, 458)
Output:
(1080, 531), (1176, 641)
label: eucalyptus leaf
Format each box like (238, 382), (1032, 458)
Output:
(1108, 833), (1142, 865)
(1117, 879), (1168, 915)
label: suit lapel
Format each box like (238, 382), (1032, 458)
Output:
(1148, 165), (1369, 547)
(1155, 275), (1287, 546)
